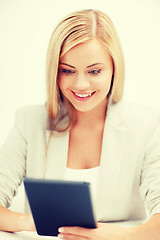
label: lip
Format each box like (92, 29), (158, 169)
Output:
(71, 91), (96, 102)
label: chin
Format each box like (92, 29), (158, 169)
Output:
(73, 105), (97, 113)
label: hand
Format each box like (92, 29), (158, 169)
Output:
(58, 222), (132, 240)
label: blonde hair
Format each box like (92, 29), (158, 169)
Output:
(46, 9), (125, 132)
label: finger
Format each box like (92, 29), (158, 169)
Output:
(58, 226), (92, 238)
(58, 233), (89, 240)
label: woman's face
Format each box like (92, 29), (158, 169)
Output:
(58, 39), (113, 113)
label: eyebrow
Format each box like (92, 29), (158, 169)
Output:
(59, 63), (103, 69)
(87, 63), (103, 68)
(59, 63), (76, 69)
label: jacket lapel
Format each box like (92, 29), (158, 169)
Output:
(95, 102), (127, 220)
(45, 130), (69, 179)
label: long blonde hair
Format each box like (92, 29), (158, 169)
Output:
(46, 9), (125, 132)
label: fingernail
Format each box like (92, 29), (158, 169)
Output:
(58, 227), (64, 233)
(58, 234), (64, 239)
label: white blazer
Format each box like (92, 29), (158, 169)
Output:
(0, 101), (160, 222)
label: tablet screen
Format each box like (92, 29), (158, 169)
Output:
(24, 178), (97, 236)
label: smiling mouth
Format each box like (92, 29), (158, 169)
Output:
(72, 91), (96, 101)
(75, 92), (92, 97)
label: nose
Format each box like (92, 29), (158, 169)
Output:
(74, 74), (90, 91)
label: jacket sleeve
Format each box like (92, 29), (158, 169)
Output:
(140, 112), (160, 216)
(0, 108), (27, 208)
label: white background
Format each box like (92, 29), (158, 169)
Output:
(0, 0), (160, 213)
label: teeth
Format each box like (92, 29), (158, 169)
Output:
(75, 93), (92, 98)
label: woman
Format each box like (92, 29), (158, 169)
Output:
(0, 9), (160, 239)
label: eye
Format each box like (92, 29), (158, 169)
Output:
(62, 69), (75, 74)
(89, 69), (101, 75)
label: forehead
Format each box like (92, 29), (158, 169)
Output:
(60, 39), (112, 67)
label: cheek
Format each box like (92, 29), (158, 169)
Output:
(97, 73), (112, 92)
(58, 78), (72, 100)
(58, 74), (75, 93)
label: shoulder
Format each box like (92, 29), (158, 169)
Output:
(107, 100), (160, 131)
(15, 104), (49, 131)
(16, 104), (47, 116)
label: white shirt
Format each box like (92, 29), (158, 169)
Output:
(64, 167), (100, 209)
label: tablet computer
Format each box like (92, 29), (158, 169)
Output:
(24, 178), (97, 236)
